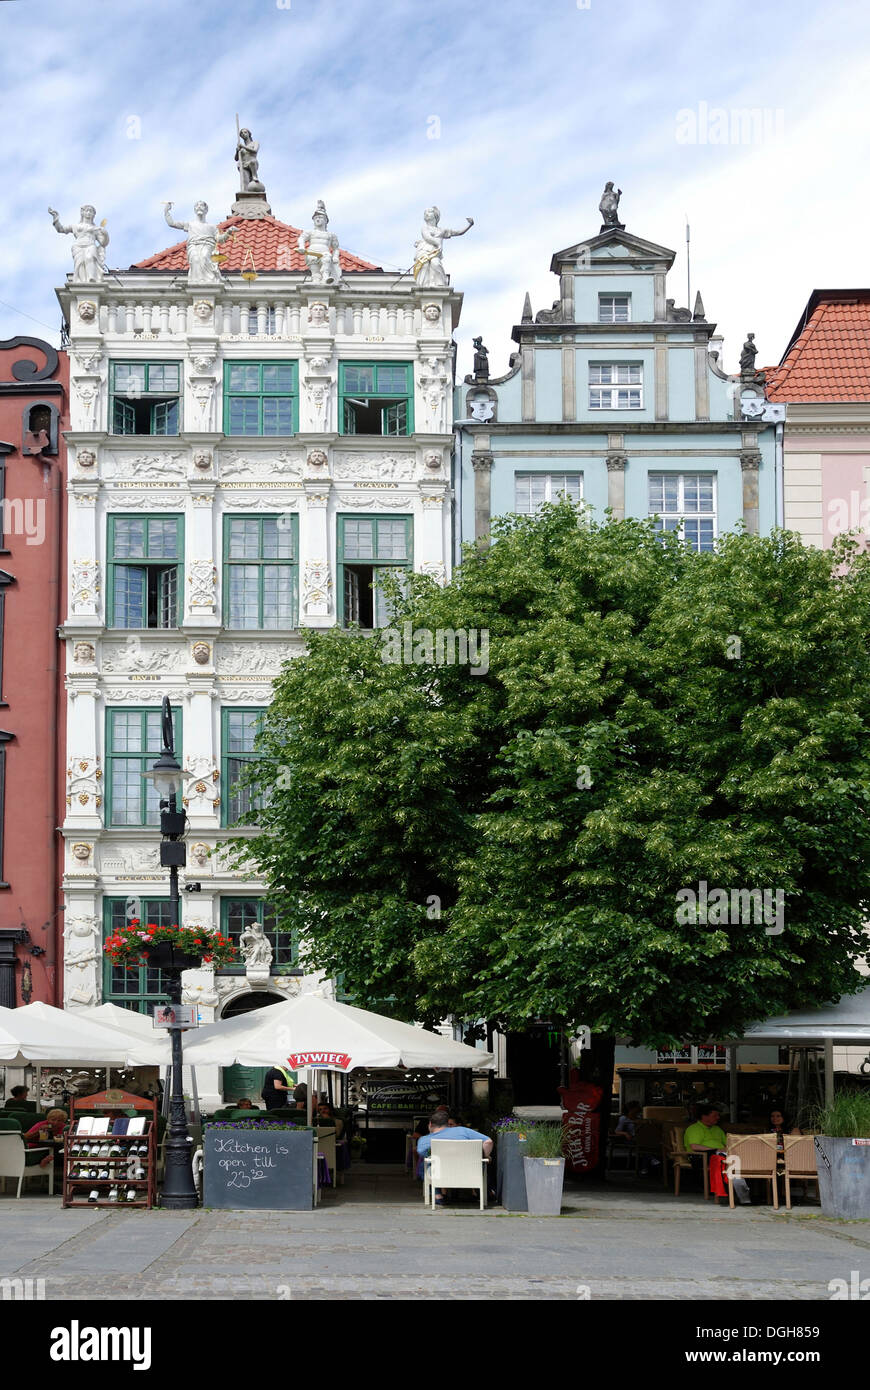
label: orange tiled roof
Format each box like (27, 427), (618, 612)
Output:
(133, 214), (379, 274)
(766, 291), (870, 402)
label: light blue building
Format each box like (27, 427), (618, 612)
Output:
(454, 208), (780, 553)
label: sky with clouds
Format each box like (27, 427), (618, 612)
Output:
(3, 0), (870, 376)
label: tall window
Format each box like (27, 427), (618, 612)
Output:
(223, 515), (298, 628)
(111, 362), (181, 435)
(514, 473), (583, 515)
(223, 362), (297, 436)
(220, 899), (297, 973)
(222, 708), (264, 826)
(338, 515), (412, 628)
(339, 363), (413, 436)
(103, 898), (180, 1013)
(106, 707), (182, 827)
(648, 473), (716, 552)
(589, 362), (643, 409)
(108, 515), (183, 628)
(598, 294), (630, 323)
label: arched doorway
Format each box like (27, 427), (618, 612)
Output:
(220, 991), (284, 1101)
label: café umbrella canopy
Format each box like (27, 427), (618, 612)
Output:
(181, 993), (495, 1071)
(0, 1001), (153, 1066)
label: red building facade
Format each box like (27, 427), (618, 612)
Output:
(0, 335), (67, 1007)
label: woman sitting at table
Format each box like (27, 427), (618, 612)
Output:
(316, 1101), (344, 1139)
(23, 1109), (67, 1168)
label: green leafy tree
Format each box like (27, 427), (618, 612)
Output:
(229, 508), (870, 1048)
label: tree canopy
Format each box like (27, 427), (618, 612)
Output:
(228, 508), (870, 1048)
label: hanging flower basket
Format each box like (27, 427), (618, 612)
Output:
(103, 919), (238, 972)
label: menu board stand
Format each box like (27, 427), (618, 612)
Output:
(62, 1089), (157, 1210)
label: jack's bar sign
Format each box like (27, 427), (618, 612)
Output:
(287, 1052), (352, 1070)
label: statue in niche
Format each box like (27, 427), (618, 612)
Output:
(298, 201), (342, 285)
(413, 207), (474, 287)
(598, 181), (624, 230)
(47, 204), (109, 282)
(163, 201), (234, 284)
(240, 920), (273, 971)
(235, 127), (264, 191)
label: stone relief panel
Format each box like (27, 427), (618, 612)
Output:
(183, 756), (220, 814)
(335, 492), (414, 508)
(71, 560), (101, 616)
(188, 560), (217, 612)
(221, 450), (304, 479)
(102, 451), (185, 480)
(219, 495), (301, 511)
(102, 636), (184, 674)
(302, 560), (332, 617)
(64, 914), (100, 1008)
(215, 685), (272, 703)
(216, 642), (297, 674)
(334, 452), (415, 481)
(66, 756), (102, 812)
(100, 843), (161, 876)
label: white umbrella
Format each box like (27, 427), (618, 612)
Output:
(77, 1002), (170, 1064)
(0, 1001), (153, 1067)
(181, 993), (494, 1071)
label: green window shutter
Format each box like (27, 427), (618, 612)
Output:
(382, 400), (408, 435)
(152, 399), (179, 435)
(113, 398), (135, 434)
(343, 399), (359, 434)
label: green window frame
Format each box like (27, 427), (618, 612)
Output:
(223, 361), (298, 436)
(107, 514), (183, 628)
(337, 514), (413, 628)
(110, 361), (182, 435)
(106, 706), (182, 827)
(221, 707), (265, 827)
(338, 362), (413, 436)
(220, 898), (297, 974)
(102, 897), (181, 1014)
(223, 514), (299, 629)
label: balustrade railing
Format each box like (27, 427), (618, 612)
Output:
(94, 297), (424, 338)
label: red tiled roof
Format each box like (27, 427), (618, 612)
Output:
(766, 291), (870, 401)
(133, 214), (379, 274)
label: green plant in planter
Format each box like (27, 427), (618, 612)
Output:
(810, 1089), (870, 1138)
(523, 1124), (566, 1159)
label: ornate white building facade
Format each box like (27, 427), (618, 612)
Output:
(55, 146), (462, 1102)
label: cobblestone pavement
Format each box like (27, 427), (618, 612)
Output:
(2, 1175), (869, 1301)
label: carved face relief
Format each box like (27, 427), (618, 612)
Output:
(73, 641), (96, 665)
(307, 449), (328, 468)
(71, 842), (92, 862)
(76, 449), (96, 469)
(192, 300), (213, 321)
(308, 301), (328, 325)
(191, 641), (211, 666)
(192, 450), (212, 470)
(424, 450), (442, 470)
(190, 842), (210, 867)
(77, 301), (97, 322)
(423, 303), (441, 323)
(192, 354), (216, 374)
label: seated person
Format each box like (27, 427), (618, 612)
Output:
(614, 1102), (642, 1140)
(416, 1111), (493, 1206)
(23, 1108), (67, 1168)
(233, 1098), (254, 1110)
(316, 1102), (343, 1139)
(768, 1108), (800, 1140)
(683, 1104), (729, 1195)
(7, 1085), (29, 1107)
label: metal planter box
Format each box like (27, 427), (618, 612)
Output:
(523, 1156), (565, 1216)
(497, 1132), (528, 1211)
(203, 1126), (315, 1210)
(814, 1136), (870, 1220)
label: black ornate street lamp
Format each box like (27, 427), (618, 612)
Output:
(142, 696), (198, 1209)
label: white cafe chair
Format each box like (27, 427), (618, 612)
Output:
(424, 1139), (489, 1210)
(0, 1133), (55, 1198)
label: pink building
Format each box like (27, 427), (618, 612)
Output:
(766, 290), (870, 548)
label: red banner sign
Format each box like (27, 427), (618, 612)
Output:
(287, 1051), (352, 1070)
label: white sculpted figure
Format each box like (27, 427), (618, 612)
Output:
(413, 207), (473, 287)
(240, 920), (273, 970)
(163, 201), (233, 285)
(298, 201), (342, 285)
(235, 128), (264, 191)
(48, 204), (109, 283)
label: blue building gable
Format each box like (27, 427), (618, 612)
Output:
(455, 211), (780, 557)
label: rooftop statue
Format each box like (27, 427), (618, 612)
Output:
(739, 332), (758, 376)
(298, 200), (342, 285)
(47, 204), (109, 283)
(598, 181), (624, 231)
(235, 126), (265, 192)
(413, 206), (474, 287)
(163, 201), (234, 285)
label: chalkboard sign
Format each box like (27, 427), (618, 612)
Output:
(203, 1126), (315, 1210)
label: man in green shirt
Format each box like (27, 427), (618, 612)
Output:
(684, 1106), (727, 1152)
